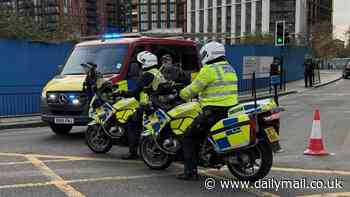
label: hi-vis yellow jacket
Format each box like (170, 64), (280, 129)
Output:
(139, 68), (166, 105)
(180, 60), (238, 107)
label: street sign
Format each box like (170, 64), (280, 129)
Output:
(243, 56), (273, 79)
(270, 75), (281, 85)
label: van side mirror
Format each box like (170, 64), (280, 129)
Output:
(58, 64), (64, 71)
(56, 64), (64, 75)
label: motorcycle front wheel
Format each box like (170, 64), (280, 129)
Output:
(226, 141), (273, 182)
(85, 124), (113, 154)
(139, 136), (173, 170)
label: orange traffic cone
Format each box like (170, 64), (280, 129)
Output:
(304, 108), (329, 156)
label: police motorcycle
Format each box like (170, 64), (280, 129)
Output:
(139, 95), (283, 181)
(81, 62), (139, 154)
(82, 62), (184, 154)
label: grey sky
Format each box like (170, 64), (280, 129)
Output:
(334, 0), (350, 26)
(333, 0), (350, 39)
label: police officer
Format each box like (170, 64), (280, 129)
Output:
(304, 57), (313, 87)
(160, 54), (191, 84)
(177, 41), (239, 180)
(121, 51), (166, 160)
(270, 58), (281, 76)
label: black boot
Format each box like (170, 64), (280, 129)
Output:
(176, 173), (199, 181)
(121, 152), (139, 160)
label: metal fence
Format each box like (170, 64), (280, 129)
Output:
(239, 72), (286, 96)
(0, 92), (41, 117)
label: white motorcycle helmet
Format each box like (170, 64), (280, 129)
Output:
(200, 41), (226, 65)
(137, 51), (158, 70)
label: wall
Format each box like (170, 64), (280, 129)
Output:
(0, 39), (74, 116)
(225, 44), (309, 91)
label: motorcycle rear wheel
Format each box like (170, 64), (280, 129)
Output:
(226, 141), (273, 182)
(139, 136), (173, 170)
(85, 125), (113, 154)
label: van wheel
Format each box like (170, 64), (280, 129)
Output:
(49, 123), (72, 135)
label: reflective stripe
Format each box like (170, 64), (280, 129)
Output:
(193, 80), (207, 89)
(187, 88), (197, 98)
(146, 69), (166, 91)
(208, 81), (237, 88)
(212, 66), (223, 80)
(201, 90), (238, 98)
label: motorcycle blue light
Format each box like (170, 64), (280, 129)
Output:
(69, 94), (76, 99)
(102, 33), (121, 39)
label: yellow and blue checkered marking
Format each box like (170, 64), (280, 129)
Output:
(213, 127), (242, 150)
(210, 114), (251, 152)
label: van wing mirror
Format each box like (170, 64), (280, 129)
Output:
(57, 64), (64, 75)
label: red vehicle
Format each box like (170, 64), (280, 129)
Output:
(41, 35), (201, 135)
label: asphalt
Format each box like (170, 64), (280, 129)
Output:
(0, 80), (350, 197)
(275, 78), (350, 171)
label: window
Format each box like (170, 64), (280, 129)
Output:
(199, 10), (204, 32)
(235, 4), (241, 36)
(245, 2), (251, 34)
(191, 0), (195, 10)
(208, 8), (213, 32)
(208, 0), (213, 8)
(150, 45), (200, 71)
(62, 45), (129, 75)
(217, 7), (222, 32)
(256, 0), (262, 33)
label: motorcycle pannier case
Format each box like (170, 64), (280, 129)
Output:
(209, 114), (255, 152)
(113, 98), (139, 123)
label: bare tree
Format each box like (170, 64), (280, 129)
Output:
(310, 22), (335, 58)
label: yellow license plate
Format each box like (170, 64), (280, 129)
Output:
(265, 127), (279, 142)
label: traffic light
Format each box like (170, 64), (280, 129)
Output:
(275, 21), (285, 46)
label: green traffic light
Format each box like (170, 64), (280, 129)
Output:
(277, 37), (283, 44)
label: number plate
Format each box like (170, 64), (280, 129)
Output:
(265, 127), (279, 142)
(54, 118), (74, 124)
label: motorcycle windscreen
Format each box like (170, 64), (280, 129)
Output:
(143, 109), (170, 134)
(95, 103), (114, 124)
(209, 114), (253, 152)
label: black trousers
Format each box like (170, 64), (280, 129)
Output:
(183, 106), (229, 175)
(304, 72), (313, 87)
(127, 108), (143, 155)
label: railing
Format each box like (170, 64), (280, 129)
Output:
(239, 71), (287, 97)
(0, 92), (41, 117)
(313, 67), (321, 85)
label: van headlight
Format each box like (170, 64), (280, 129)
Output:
(47, 93), (58, 103)
(41, 91), (47, 99)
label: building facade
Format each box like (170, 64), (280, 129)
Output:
(0, 0), (70, 31)
(186, 0), (333, 43)
(132, 0), (186, 32)
(70, 0), (132, 36)
(0, 0), (132, 36)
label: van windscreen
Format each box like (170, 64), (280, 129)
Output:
(61, 44), (128, 75)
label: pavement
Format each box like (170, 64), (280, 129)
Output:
(0, 70), (342, 131)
